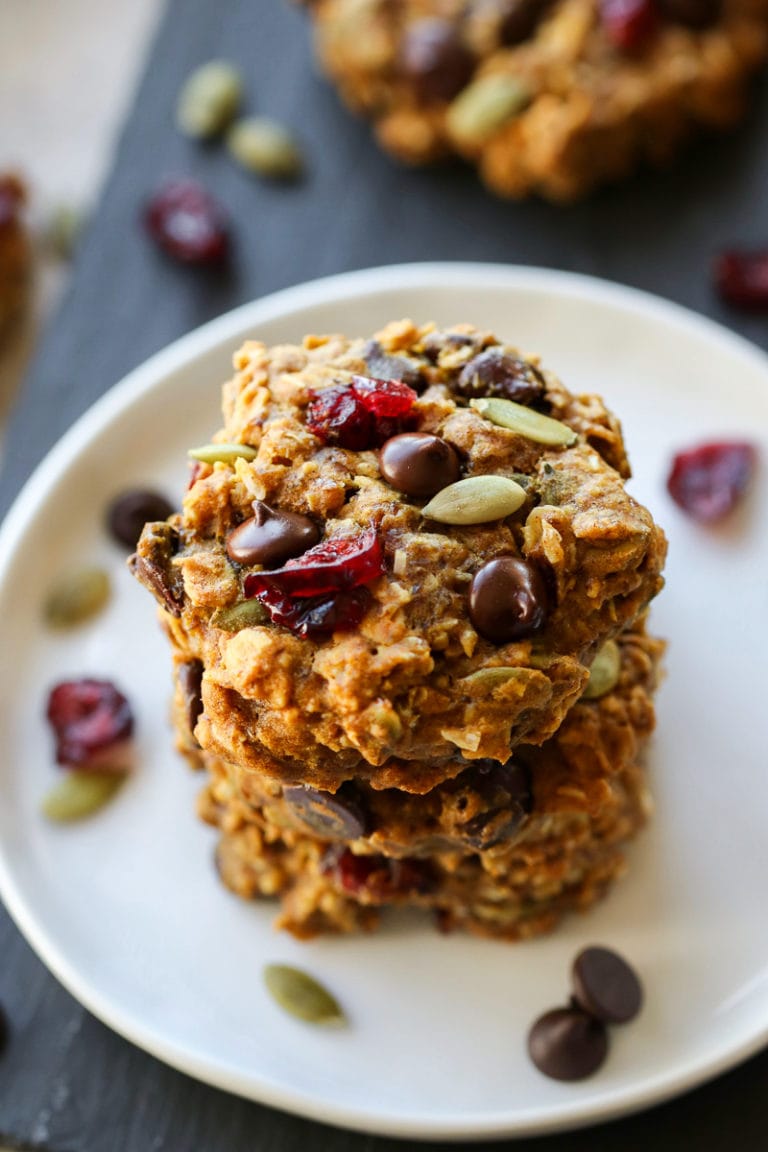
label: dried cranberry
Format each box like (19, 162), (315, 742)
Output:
(667, 441), (756, 522)
(244, 528), (385, 599)
(714, 250), (768, 311)
(323, 848), (434, 899)
(599, 0), (658, 50)
(47, 679), (134, 769)
(252, 586), (370, 637)
(144, 179), (229, 265)
(306, 376), (417, 450)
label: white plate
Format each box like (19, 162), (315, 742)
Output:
(1, 264), (767, 1141)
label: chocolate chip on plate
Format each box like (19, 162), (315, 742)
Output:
(469, 556), (547, 643)
(527, 1006), (609, 1081)
(107, 489), (175, 549)
(571, 946), (643, 1024)
(226, 501), (320, 568)
(380, 433), (461, 497)
(283, 784), (368, 840)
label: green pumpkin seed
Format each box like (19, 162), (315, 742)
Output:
(176, 60), (243, 139)
(188, 442), (258, 464)
(227, 117), (303, 180)
(460, 667), (529, 689)
(470, 397), (578, 447)
(211, 600), (269, 631)
(421, 475), (526, 525)
(44, 567), (111, 628)
(582, 640), (621, 700)
(46, 204), (84, 260)
(42, 771), (126, 822)
(447, 74), (531, 145)
(264, 964), (345, 1024)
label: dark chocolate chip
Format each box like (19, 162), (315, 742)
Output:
(460, 759), (532, 848)
(363, 339), (424, 389)
(400, 19), (475, 102)
(571, 946), (643, 1024)
(379, 432), (461, 497)
(497, 0), (551, 43)
(128, 522), (184, 617)
(657, 0), (721, 25)
(455, 348), (547, 406)
(527, 1007), (609, 1081)
(107, 489), (175, 549)
(226, 501), (320, 568)
(283, 784), (368, 840)
(469, 557), (547, 643)
(178, 659), (204, 735)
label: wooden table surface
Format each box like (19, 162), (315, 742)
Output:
(1, 0), (767, 1148)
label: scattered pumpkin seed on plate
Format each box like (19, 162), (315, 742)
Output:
(264, 964), (345, 1024)
(42, 771), (126, 822)
(44, 567), (111, 629)
(227, 117), (304, 180)
(176, 60), (244, 139)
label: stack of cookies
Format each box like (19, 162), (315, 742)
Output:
(132, 319), (666, 941)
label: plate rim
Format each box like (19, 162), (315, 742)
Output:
(1, 261), (768, 1140)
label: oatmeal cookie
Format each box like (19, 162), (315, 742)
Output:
(300, 0), (768, 200)
(193, 621), (663, 858)
(134, 319), (665, 790)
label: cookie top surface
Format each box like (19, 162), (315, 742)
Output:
(133, 319), (666, 787)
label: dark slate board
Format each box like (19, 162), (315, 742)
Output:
(1, 0), (767, 1147)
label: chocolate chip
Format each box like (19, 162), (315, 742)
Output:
(283, 784), (368, 840)
(363, 340), (424, 389)
(400, 19), (475, 102)
(226, 501), (320, 568)
(459, 759), (532, 848)
(107, 489), (175, 549)
(657, 0), (721, 25)
(128, 522), (184, 617)
(421, 330), (483, 363)
(496, 0), (551, 43)
(455, 348), (547, 406)
(380, 433), (461, 497)
(469, 557), (547, 643)
(178, 659), (204, 734)
(572, 947), (643, 1024)
(528, 1007), (609, 1081)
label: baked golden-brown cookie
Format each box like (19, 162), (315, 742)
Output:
(133, 320), (666, 791)
(300, 0), (768, 200)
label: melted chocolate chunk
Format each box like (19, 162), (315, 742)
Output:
(571, 947), (643, 1024)
(460, 759), (532, 848)
(283, 784), (368, 840)
(528, 1007), (609, 1081)
(226, 502), (320, 568)
(178, 660), (204, 735)
(455, 348), (547, 406)
(400, 19), (475, 102)
(129, 522), (184, 617)
(379, 433), (461, 497)
(363, 339), (424, 389)
(469, 557), (547, 643)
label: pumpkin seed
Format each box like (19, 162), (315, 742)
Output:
(46, 203), (84, 260)
(42, 771), (125, 822)
(227, 117), (303, 180)
(421, 475), (526, 524)
(176, 60), (243, 139)
(44, 567), (111, 628)
(582, 640), (621, 700)
(447, 74), (530, 146)
(188, 442), (258, 464)
(470, 397), (578, 447)
(460, 667), (529, 689)
(210, 599), (269, 630)
(264, 964), (345, 1024)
